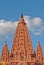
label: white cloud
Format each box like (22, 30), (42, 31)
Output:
(24, 16), (44, 35)
(32, 17), (42, 26)
(0, 20), (18, 41)
(0, 15), (44, 41)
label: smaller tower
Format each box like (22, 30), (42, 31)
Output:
(36, 41), (43, 64)
(1, 42), (9, 62)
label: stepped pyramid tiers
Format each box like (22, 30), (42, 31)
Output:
(36, 42), (43, 64)
(0, 14), (44, 65)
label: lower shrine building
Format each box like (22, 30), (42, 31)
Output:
(0, 14), (44, 65)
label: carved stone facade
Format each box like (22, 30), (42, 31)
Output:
(0, 14), (44, 65)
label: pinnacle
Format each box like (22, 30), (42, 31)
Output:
(38, 41), (41, 47)
(21, 13), (23, 18)
(19, 13), (25, 23)
(37, 41), (42, 50)
(4, 41), (7, 46)
(2, 41), (8, 50)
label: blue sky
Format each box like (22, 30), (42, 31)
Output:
(0, 0), (44, 55)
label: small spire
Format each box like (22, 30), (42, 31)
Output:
(4, 41), (7, 46)
(38, 41), (40, 46)
(2, 41), (8, 51)
(21, 13), (23, 18)
(37, 41), (42, 49)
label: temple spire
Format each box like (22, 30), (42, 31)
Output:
(1, 41), (9, 62)
(38, 41), (41, 47)
(12, 14), (33, 58)
(19, 13), (24, 23)
(36, 41), (43, 63)
(4, 41), (7, 46)
(21, 13), (23, 18)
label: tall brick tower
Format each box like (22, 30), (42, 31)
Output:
(11, 14), (35, 65)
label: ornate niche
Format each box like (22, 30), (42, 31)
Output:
(20, 52), (24, 61)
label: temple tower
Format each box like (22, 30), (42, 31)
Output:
(0, 14), (43, 65)
(1, 42), (9, 62)
(36, 41), (43, 64)
(11, 14), (34, 65)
